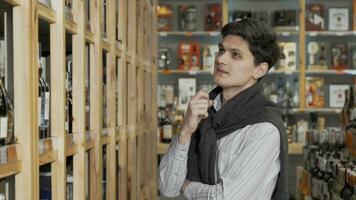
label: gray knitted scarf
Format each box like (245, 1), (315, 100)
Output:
(186, 82), (288, 200)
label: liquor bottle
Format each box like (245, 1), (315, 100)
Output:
(102, 0), (107, 37)
(277, 78), (287, 107)
(158, 107), (164, 142)
(190, 45), (199, 70)
(0, 78), (7, 146)
(279, 45), (286, 70)
(0, 78), (13, 145)
(351, 87), (356, 121)
(342, 88), (351, 130)
(66, 58), (73, 134)
(311, 156), (322, 199)
(268, 82), (278, 104)
(38, 63), (45, 139)
(162, 108), (173, 143)
(40, 58), (50, 138)
(203, 47), (214, 72)
(349, 170), (356, 200)
(292, 78), (299, 108)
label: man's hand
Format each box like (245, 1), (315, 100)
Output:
(181, 180), (191, 193)
(179, 91), (213, 144)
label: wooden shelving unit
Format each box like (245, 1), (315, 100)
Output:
(0, 0), (158, 200)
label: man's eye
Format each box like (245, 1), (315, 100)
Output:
(218, 48), (225, 54)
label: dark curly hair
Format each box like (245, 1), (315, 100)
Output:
(221, 18), (280, 76)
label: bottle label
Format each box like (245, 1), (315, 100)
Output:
(44, 92), (50, 120)
(38, 97), (42, 126)
(0, 117), (7, 139)
(163, 124), (172, 139)
(0, 147), (7, 164)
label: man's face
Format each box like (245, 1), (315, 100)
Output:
(213, 35), (265, 89)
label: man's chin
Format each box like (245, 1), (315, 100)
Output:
(213, 78), (225, 88)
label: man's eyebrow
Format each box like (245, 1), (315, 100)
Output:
(219, 43), (243, 53)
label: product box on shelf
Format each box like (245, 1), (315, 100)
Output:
(178, 5), (197, 31)
(329, 84), (349, 108)
(351, 45), (356, 69)
(229, 10), (252, 22)
(178, 42), (201, 70)
(277, 42), (297, 71)
(306, 77), (324, 108)
(272, 10), (298, 31)
(307, 41), (329, 70)
(202, 45), (218, 73)
(157, 84), (174, 108)
(157, 4), (173, 31)
(253, 10), (271, 25)
(178, 78), (196, 111)
(158, 47), (172, 70)
(204, 4), (222, 31)
(305, 4), (325, 31)
(331, 43), (348, 70)
(329, 8), (349, 31)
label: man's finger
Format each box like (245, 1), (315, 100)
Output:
(192, 90), (209, 101)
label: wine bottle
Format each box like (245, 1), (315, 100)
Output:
(38, 66), (44, 139)
(66, 57), (73, 134)
(162, 108), (173, 143)
(40, 58), (50, 138)
(0, 77), (7, 146)
(0, 78), (13, 145)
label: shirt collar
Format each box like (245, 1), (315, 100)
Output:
(213, 93), (222, 111)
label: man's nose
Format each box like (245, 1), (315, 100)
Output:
(216, 52), (228, 65)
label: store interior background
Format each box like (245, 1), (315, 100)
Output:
(0, 0), (355, 200)
(157, 0), (356, 199)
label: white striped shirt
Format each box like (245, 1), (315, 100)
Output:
(159, 95), (281, 200)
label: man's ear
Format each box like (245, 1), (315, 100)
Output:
(253, 62), (269, 80)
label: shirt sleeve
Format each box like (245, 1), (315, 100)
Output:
(184, 123), (281, 200)
(158, 135), (191, 197)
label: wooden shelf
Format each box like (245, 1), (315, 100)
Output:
(306, 69), (356, 75)
(157, 142), (305, 155)
(65, 144), (78, 157)
(65, 18), (78, 34)
(158, 31), (220, 37)
(157, 30), (297, 37)
(39, 150), (58, 166)
(37, 2), (56, 24)
(307, 31), (356, 36)
(294, 108), (342, 113)
(126, 52), (133, 64)
(0, 160), (22, 179)
(101, 135), (111, 145)
(116, 41), (123, 57)
(158, 69), (212, 75)
(157, 142), (170, 155)
(288, 143), (304, 155)
(5, 0), (20, 6)
(85, 140), (95, 151)
(85, 31), (95, 43)
(268, 70), (299, 75)
(275, 30), (299, 36)
(102, 39), (111, 52)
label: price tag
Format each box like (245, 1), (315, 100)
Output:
(188, 70), (198, 75)
(185, 32), (193, 36)
(281, 32), (290, 36)
(308, 32), (317, 37)
(209, 32), (219, 36)
(159, 32), (168, 37)
(335, 32), (345, 36)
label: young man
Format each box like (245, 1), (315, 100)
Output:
(159, 18), (287, 200)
